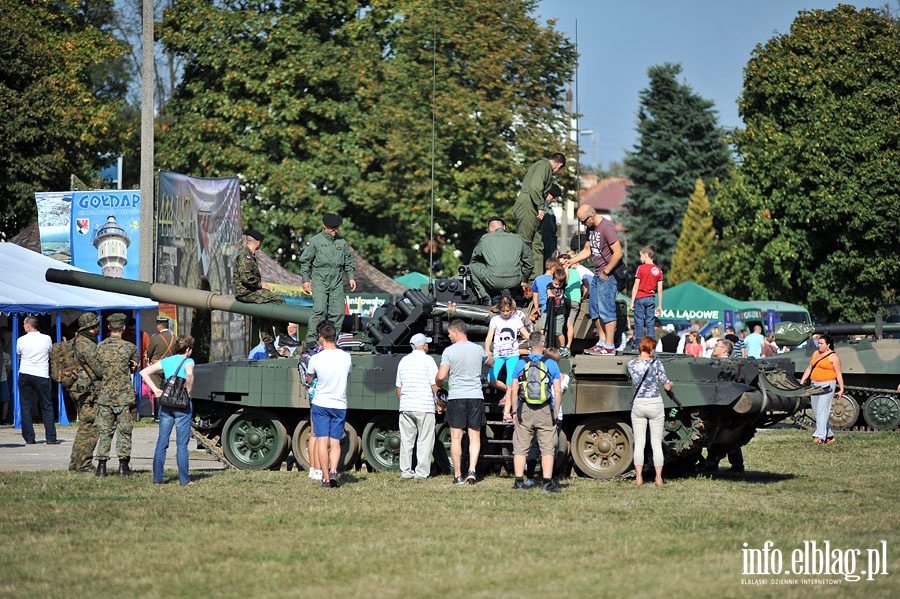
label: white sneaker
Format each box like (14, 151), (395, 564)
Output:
(308, 468), (323, 481)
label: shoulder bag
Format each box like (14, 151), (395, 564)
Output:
(159, 356), (191, 410)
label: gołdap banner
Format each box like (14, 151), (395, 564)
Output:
(157, 171), (243, 361)
(35, 190), (141, 279)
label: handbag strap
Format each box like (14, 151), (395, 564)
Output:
(631, 360), (653, 403)
(167, 356), (190, 382)
(810, 351), (834, 375)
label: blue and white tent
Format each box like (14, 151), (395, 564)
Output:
(0, 242), (157, 427)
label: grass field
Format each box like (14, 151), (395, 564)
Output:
(0, 428), (897, 599)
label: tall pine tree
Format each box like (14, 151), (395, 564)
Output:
(668, 178), (715, 287)
(621, 63), (731, 273)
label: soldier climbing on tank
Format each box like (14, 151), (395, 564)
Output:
(467, 216), (534, 306)
(514, 153), (565, 278)
(233, 229), (291, 359)
(298, 213), (356, 351)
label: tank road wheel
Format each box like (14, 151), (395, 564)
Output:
(222, 410), (289, 470)
(863, 395), (900, 430)
(571, 418), (634, 479)
(362, 415), (402, 472)
(829, 393), (860, 430)
(292, 419), (313, 470)
(291, 419), (360, 472)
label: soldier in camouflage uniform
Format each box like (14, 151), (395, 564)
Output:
(233, 229), (287, 359)
(95, 313), (139, 477)
(68, 312), (104, 472)
(299, 213), (356, 349)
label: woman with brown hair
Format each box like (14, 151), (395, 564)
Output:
(140, 335), (195, 485)
(627, 336), (674, 486)
(799, 334), (844, 444)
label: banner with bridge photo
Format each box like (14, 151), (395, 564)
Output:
(157, 171), (243, 362)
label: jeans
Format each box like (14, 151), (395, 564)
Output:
(154, 403), (193, 484)
(588, 273), (617, 325)
(810, 381), (835, 441)
(18, 373), (55, 443)
(633, 296), (657, 340)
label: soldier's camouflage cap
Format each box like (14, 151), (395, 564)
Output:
(77, 312), (100, 331)
(107, 313), (127, 326)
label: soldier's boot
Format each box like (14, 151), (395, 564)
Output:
(118, 458), (133, 477)
(265, 342), (279, 359)
(277, 334), (299, 348)
(95, 460), (108, 478)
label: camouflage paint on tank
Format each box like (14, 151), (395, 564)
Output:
(46, 267), (823, 477)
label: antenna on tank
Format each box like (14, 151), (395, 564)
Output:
(427, 6), (438, 291)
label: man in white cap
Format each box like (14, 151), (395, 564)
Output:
(657, 324), (680, 353)
(395, 333), (440, 479)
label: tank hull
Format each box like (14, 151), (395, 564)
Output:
(46, 268), (820, 477)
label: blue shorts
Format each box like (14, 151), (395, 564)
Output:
(311, 404), (346, 440)
(589, 273), (617, 323)
(489, 356), (519, 386)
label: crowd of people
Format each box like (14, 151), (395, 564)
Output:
(4, 152), (879, 491)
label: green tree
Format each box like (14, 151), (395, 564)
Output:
(668, 178), (714, 287)
(157, 0), (576, 276)
(710, 5), (900, 321)
(621, 63), (731, 273)
(0, 0), (132, 240)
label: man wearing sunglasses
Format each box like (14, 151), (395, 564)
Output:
(561, 205), (624, 355)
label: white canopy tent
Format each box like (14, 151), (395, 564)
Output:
(0, 242), (157, 428)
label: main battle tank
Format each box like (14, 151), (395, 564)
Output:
(46, 268), (819, 478)
(775, 319), (900, 431)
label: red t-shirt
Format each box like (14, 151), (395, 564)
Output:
(634, 263), (663, 299)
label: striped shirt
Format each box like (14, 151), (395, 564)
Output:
(395, 350), (439, 413)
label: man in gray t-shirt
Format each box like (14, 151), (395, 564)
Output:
(436, 319), (494, 484)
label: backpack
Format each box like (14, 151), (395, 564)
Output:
(518, 357), (552, 406)
(49, 338), (80, 389)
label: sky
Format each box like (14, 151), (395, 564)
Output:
(535, 0), (888, 169)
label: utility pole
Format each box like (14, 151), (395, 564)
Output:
(139, 0), (155, 282)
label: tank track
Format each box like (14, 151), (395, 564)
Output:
(789, 385), (900, 432)
(190, 428), (235, 469)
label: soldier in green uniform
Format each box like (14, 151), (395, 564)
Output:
(299, 213), (356, 349)
(233, 229), (289, 358)
(94, 313), (139, 477)
(540, 183), (563, 265)
(68, 312), (104, 472)
(513, 153), (565, 278)
(468, 217), (534, 305)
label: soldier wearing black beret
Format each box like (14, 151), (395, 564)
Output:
(298, 214), (357, 349)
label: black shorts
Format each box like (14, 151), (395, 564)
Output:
(445, 398), (486, 430)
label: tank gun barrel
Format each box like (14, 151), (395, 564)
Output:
(45, 269), (310, 324)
